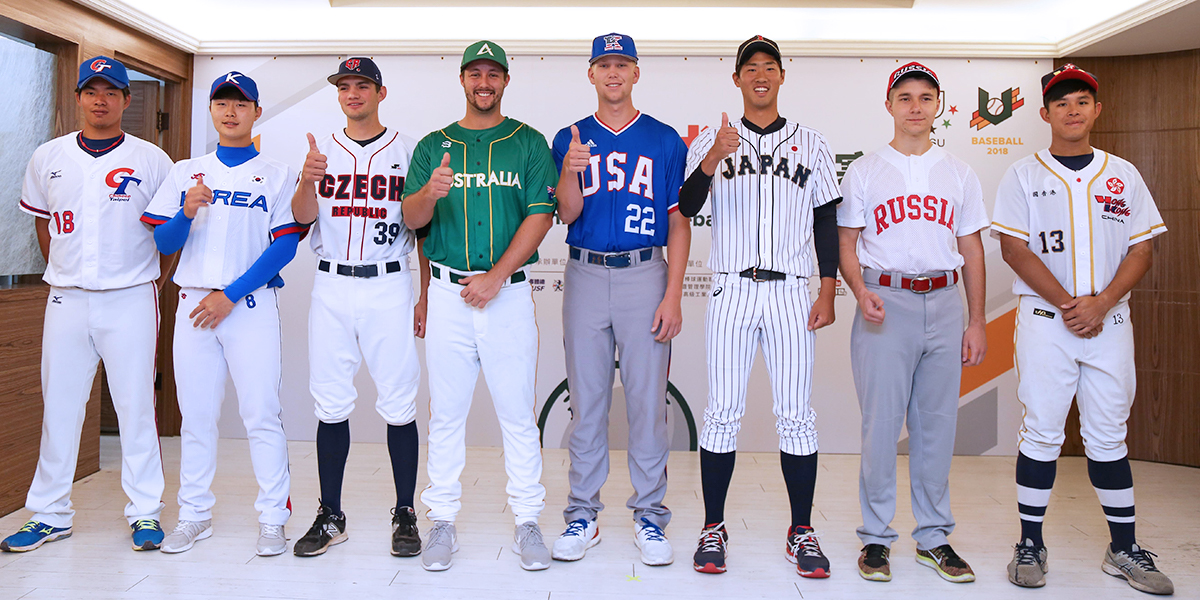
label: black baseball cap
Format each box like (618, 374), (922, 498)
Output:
(736, 35), (781, 70)
(329, 57), (383, 87)
(1041, 63), (1098, 97)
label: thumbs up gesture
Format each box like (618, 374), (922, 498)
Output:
(428, 152), (454, 199)
(565, 124), (591, 174)
(302, 133), (328, 184)
(708, 112), (741, 161)
(183, 173), (213, 219)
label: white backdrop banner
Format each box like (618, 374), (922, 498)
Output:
(194, 53), (1048, 454)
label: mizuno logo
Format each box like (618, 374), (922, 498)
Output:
(51, 296), (62, 304)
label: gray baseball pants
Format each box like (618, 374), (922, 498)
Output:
(562, 248), (672, 528)
(851, 269), (962, 550)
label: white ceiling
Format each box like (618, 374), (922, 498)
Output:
(77, 0), (1200, 58)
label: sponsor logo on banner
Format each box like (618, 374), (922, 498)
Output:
(971, 86), (1024, 130)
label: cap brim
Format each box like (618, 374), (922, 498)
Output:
(328, 73), (377, 86)
(78, 73), (129, 90)
(890, 71), (940, 91)
(211, 81), (258, 102)
(1042, 71), (1098, 96)
(589, 53), (638, 65)
(461, 58), (507, 71)
(738, 41), (781, 66)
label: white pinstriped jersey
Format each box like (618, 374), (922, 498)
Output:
(991, 148), (1166, 299)
(685, 117), (839, 277)
(839, 145), (989, 274)
(309, 129), (417, 262)
(19, 133), (172, 290)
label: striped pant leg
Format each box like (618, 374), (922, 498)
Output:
(699, 274), (762, 454)
(761, 277), (818, 456)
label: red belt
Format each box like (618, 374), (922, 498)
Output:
(877, 271), (958, 293)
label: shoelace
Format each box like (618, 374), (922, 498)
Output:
(132, 519), (159, 532)
(864, 545), (889, 563)
(172, 520), (204, 536)
(260, 524), (284, 539)
(562, 519), (590, 538)
(792, 530), (823, 558)
(932, 545), (966, 567)
(697, 525), (726, 553)
(1014, 542), (1041, 566)
(1127, 548), (1161, 572)
(639, 520), (666, 542)
(17, 522), (39, 533)
(427, 521), (454, 547)
(516, 523), (544, 549)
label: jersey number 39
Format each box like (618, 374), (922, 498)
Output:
(623, 204), (655, 236)
(373, 222), (402, 245)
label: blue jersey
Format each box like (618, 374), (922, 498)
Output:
(552, 112), (686, 252)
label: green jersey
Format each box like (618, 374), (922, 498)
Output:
(403, 117), (557, 272)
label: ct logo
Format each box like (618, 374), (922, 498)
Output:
(105, 167), (142, 198)
(345, 59), (360, 71)
(89, 59), (111, 73)
(1107, 177), (1125, 194)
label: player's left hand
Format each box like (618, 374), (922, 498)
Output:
(190, 290), (235, 329)
(651, 298), (683, 342)
(962, 321), (987, 366)
(459, 271), (503, 309)
(808, 292), (836, 331)
(1061, 295), (1111, 337)
(414, 294), (428, 339)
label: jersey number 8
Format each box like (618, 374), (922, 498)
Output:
(623, 204), (655, 236)
(373, 222), (402, 245)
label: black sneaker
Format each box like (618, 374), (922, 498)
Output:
(391, 506), (422, 557)
(693, 522), (728, 574)
(293, 505), (347, 557)
(786, 525), (830, 578)
(859, 544), (891, 581)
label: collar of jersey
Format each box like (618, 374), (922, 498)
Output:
(446, 117), (518, 141)
(741, 115), (786, 135)
(216, 144), (259, 168)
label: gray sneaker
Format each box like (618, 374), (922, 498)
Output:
(513, 522), (550, 571)
(1007, 538), (1048, 588)
(421, 521), (458, 571)
(160, 520), (212, 554)
(1103, 544), (1174, 595)
(256, 523), (287, 556)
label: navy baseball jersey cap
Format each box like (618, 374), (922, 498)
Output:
(736, 35), (781, 70)
(1041, 63), (1098, 96)
(329, 57), (383, 86)
(78, 56), (130, 90)
(590, 33), (638, 64)
(210, 71), (260, 102)
(888, 62), (940, 95)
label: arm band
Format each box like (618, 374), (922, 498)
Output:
(153, 212), (193, 255)
(813, 200), (840, 279)
(222, 232), (300, 303)
(678, 166), (714, 218)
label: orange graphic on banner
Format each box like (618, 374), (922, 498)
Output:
(960, 307), (1017, 397)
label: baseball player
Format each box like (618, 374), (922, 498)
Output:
(678, 36), (840, 578)
(992, 64), (1172, 595)
(289, 57), (426, 558)
(838, 62), (987, 584)
(2, 57), (170, 553)
(401, 41), (558, 572)
(549, 33), (691, 566)
(141, 71), (303, 557)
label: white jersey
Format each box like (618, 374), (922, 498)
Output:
(143, 152), (301, 291)
(991, 148), (1166, 299)
(685, 117), (839, 277)
(309, 129), (417, 262)
(19, 132), (172, 290)
(839, 145), (989, 274)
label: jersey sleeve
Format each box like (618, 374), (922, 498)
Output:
(990, 163), (1030, 241)
(956, 165), (990, 237)
(402, 134), (435, 199)
(523, 129), (558, 216)
(1126, 169), (1167, 245)
(19, 146), (51, 218)
(141, 162), (185, 225)
(810, 137), (840, 208)
(684, 125), (716, 182)
(269, 166), (306, 240)
(836, 159), (867, 229)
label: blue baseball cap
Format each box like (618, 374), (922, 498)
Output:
(590, 33), (638, 64)
(329, 57), (383, 86)
(210, 71), (260, 102)
(78, 56), (130, 90)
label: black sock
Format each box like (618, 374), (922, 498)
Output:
(1016, 452), (1056, 547)
(781, 451), (818, 529)
(700, 448), (736, 526)
(316, 420), (351, 515)
(1087, 457), (1136, 553)
(388, 422), (420, 510)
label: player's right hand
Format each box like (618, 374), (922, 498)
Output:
(708, 112), (740, 161)
(858, 290), (886, 325)
(565, 125), (591, 174)
(302, 133), (328, 184)
(183, 174), (213, 219)
(427, 152), (454, 199)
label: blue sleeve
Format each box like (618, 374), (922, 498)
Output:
(152, 211), (193, 254)
(222, 232), (300, 303)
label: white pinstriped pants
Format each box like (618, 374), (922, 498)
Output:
(699, 273), (819, 455)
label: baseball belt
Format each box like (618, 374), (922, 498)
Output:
(429, 263), (527, 286)
(737, 267), (788, 282)
(863, 267), (958, 294)
(569, 246), (660, 268)
(319, 259), (404, 278)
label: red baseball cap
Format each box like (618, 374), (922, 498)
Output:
(887, 62), (939, 96)
(1041, 63), (1099, 96)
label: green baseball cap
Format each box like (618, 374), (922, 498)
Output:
(461, 40), (508, 72)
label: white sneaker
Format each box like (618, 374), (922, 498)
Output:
(513, 522), (551, 571)
(634, 518), (673, 566)
(160, 520), (212, 554)
(552, 518), (600, 561)
(256, 523), (287, 556)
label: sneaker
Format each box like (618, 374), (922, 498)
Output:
(512, 522), (551, 571)
(634, 518), (673, 566)
(293, 505), (347, 557)
(858, 544), (891, 582)
(257, 523), (287, 556)
(786, 526), (830, 578)
(692, 522), (728, 574)
(551, 518), (600, 561)
(391, 506), (422, 557)
(1007, 538), (1048, 588)
(161, 519), (212, 554)
(421, 521), (458, 571)
(1102, 543), (1174, 595)
(0, 521), (72, 552)
(916, 544), (976, 583)
(131, 519), (164, 551)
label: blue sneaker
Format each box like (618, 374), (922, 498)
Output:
(131, 519), (164, 551)
(1, 521), (72, 552)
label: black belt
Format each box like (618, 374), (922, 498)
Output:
(569, 247), (654, 268)
(319, 260), (402, 278)
(738, 267), (787, 282)
(430, 264), (527, 286)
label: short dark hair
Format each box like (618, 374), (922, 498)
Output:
(75, 85), (131, 99)
(211, 86), (258, 107)
(1043, 79), (1096, 108)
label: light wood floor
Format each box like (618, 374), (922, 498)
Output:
(0, 437), (1195, 599)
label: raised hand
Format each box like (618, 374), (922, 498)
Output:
(565, 124), (591, 174)
(428, 152), (454, 199)
(183, 174), (213, 219)
(302, 133), (328, 184)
